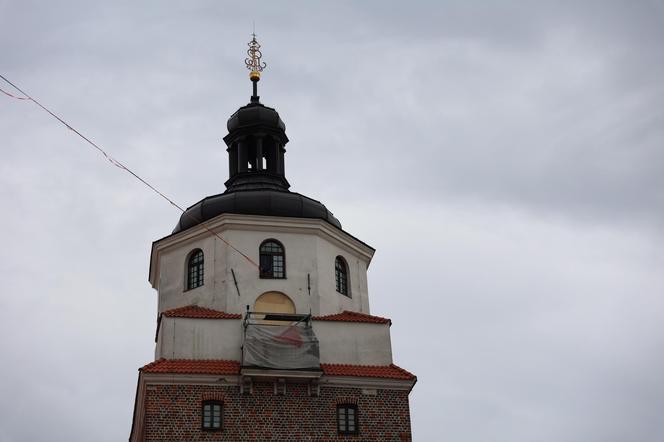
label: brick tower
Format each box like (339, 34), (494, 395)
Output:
(129, 35), (416, 441)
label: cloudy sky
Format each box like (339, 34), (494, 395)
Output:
(1, 1), (663, 440)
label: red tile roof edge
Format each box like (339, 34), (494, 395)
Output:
(162, 305), (242, 319)
(139, 359), (415, 380)
(320, 363), (416, 380)
(312, 310), (391, 325)
(140, 359), (241, 375)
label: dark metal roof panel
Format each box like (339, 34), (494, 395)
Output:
(227, 102), (285, 132)
(172, 190), (342, 234)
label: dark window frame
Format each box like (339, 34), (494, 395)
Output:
(337, 404), (359, 435)
(186, 249), (204, 291)
(201, 400), (223, 432)
(335, 256), (350, 296)
(259, 239), (286, 279)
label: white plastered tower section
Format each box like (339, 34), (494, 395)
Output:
(150, 214), (373, 316)
(149, 213), (395, 367)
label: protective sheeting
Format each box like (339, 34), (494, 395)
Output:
(243, 323), (320, 369)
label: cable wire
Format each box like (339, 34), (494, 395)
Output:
(0, 73), (259, 269)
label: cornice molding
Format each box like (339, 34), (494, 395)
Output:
(139, 372), (414, 390)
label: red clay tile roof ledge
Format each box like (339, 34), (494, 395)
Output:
(140, 359), (415, 380)
(312, 310), (391, 325)
(141, 359), (241, 375)
(320, 363), (415, 380)
(162, 305), (241, 319)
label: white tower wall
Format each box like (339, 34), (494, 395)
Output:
(150, 214), (375, 317)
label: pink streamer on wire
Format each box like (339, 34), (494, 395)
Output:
(1, 87), (30, 100)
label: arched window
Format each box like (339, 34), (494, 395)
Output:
(335, 256), (349, 296)
(259, 240), (285, 278)
(186, 249), (204, 290)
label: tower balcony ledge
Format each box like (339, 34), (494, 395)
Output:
(239, 367), (323, 381)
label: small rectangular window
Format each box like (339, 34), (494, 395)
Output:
(202, 401), (222, 431)
(337, 404), (358, 435)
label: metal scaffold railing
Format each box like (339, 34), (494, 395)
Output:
(242, 311), (320, 370)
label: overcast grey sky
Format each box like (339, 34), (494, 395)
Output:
(1, 1), (663, 441)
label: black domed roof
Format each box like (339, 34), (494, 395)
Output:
(173, 81), (342, 235)
(227, 102), (285, 132)
(172, 190), (342, 234)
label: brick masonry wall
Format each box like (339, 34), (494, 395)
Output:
(143, 383), (412, 441)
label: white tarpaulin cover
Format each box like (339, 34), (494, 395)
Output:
(243, 323), (320, 369)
